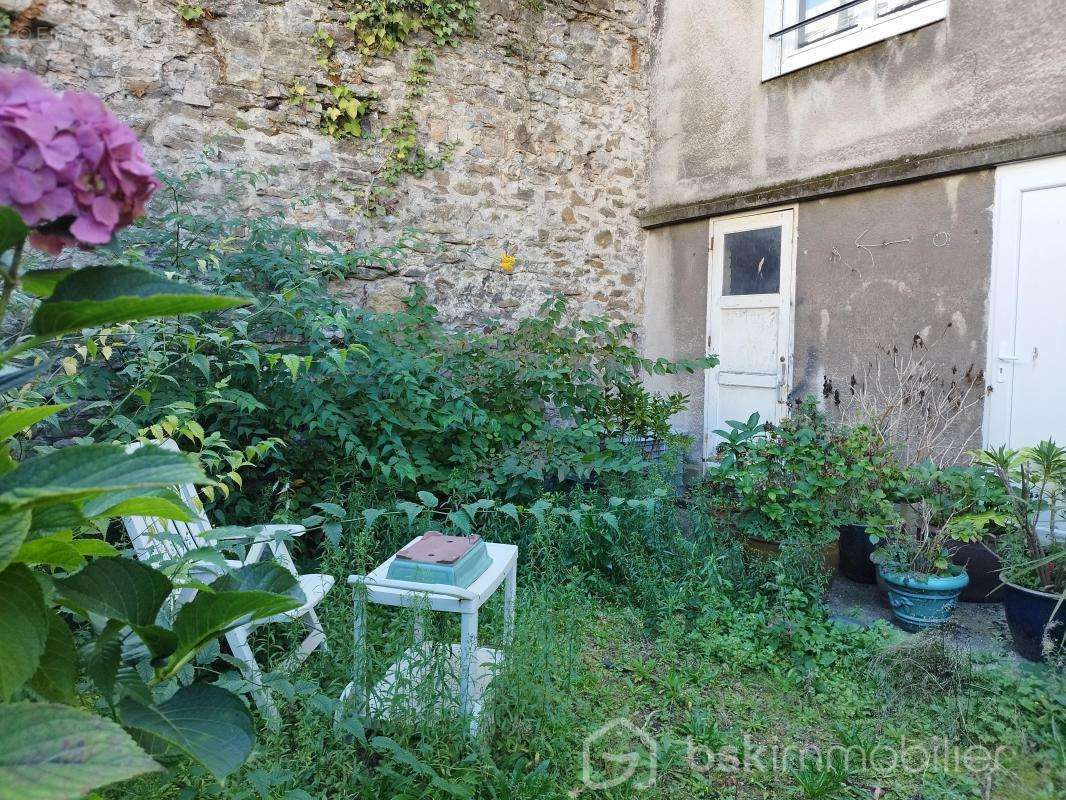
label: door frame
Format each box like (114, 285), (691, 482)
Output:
(703, 204), (799, 461)
(983, 154), (1066, 447)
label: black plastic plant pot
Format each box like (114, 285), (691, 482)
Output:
(948, 540), (1005, 603)
(1003, 582), (1066, 662)
(625, 435), (667, 460)
(837, 524), (877, 584)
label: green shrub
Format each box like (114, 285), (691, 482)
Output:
(700, 398), (883, 546)
(43, 166), (713, 526)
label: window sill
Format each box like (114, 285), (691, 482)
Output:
(762, 0), (948, 81)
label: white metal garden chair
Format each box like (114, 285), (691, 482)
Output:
(121, 440), (335, 722)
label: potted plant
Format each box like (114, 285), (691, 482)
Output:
(870, 464), (978, 631)
(836, 426), (902, 584)
(602, 385), (689, 460)
(974, 442), (1066, 661)
(703, 399), (850, 576)
(935, 465), (1014, 603)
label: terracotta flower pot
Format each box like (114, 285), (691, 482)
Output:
(741, 535), (840, 574)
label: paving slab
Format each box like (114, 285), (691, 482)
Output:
(825, 575), (1025, 665)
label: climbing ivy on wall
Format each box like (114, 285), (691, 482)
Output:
(289, 0), (480, 215)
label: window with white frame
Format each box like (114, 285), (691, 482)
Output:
(762, 0), (949, 80)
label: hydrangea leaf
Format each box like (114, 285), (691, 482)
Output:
(0, 702), (160, 799)
(118, 683), (254, 782)
(30, 266), (248, 337)
(0, 563), (49, 700)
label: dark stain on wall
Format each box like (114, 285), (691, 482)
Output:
(791, 170), (994, 434)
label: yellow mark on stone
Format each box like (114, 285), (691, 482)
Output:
(500, 253), (516, 273)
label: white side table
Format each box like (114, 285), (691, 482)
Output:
(340, 538), (518, 734)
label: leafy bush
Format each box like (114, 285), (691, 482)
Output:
(871, 461), (1016, 578)
(0, 131), (304, 800)
(700, 399), (884, 546)
(975, 441), (1066, 593)
(44, 166), (713, 523)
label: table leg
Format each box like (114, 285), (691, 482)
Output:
(412, 608), (425, 651)
(350, 584), (367, 715)
(503, 564), (516, 646)
(459, 608), (478, 721)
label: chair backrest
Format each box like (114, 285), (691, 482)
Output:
(122, 439), (211, 564)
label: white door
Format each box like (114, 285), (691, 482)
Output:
(704, 208), (796, 459)
(986, 155), (1066, 448)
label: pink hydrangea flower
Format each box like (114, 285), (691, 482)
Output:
(0, 70), (159, 254)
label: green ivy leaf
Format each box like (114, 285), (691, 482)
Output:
(0, 702), (161, 799)
(118, 683), (254, 782)
(0, 563), (49, 700)
(30, 266), (248, 338)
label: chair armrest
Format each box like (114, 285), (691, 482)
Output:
(260, 524), (307, 538)
(201, 525), (302, 577)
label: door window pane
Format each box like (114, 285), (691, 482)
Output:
(723, 227), (782, 296)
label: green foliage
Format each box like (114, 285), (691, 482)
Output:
(0, 703), (162, 799)
(299, 0), (480, 212)
(702, 398), (885, 546)
(974, 441), (1066, 592)
(320, 84), (372, 139)
(599, 385), (688, 441)
(176, 3), (206, 22)
(870, 461), (1017, 578)
(341, 0), (478, 55)
(0, 201), (307, 797)
(43, 168), (710, 522)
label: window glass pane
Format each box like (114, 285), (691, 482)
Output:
(876, 0), (923, 15)
(722, 227), (782, 296)
(797, 0), (857, 46)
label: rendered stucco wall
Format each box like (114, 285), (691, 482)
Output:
(642, 218), (708, 460)
(648, 0), (1066, 217)
(643, 172), (994, 460)
(792, 170), (993, 438)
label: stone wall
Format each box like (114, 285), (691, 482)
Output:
(0, 0), (649, 325)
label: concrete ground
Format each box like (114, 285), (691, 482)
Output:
(825, 575), (1024, 664)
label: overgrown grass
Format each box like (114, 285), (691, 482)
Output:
(108, 463), (1065, 800)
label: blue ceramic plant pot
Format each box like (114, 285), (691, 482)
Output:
(879, 566), (969, 632)
(1002, 581), (1066, 662)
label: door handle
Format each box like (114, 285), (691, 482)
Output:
(777, 358), (788, 403)
(998, 344), (1024, 363)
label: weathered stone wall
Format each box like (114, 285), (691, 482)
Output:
(0, 0), (649, 325)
